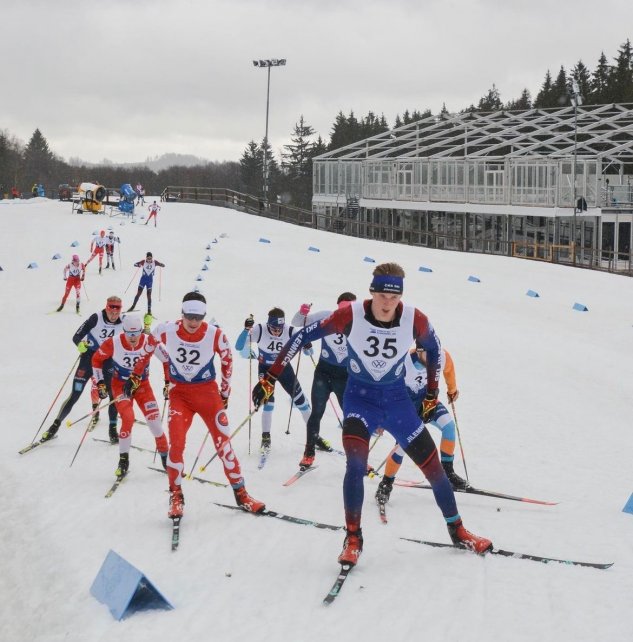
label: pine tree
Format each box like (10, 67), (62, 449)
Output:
(608, 38), (633, 103)
(239, 140), (262, 196)
(552, 66), (569, 106)
(477, 84), (503, 111)
(506, 88), (532, 110)
(23, 128), (55, 190)
(281, 115), (317, 208)
(590, 52), (611, 104)
(534, 70), (555, 108)
(570, 61), (591, 104)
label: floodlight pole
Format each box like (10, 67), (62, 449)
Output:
(252, 58), (286, 207)
(571, 80), (582, 266)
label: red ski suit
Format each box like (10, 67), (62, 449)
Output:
(93, 333), (168, 452)
(133, 320), (244, 491)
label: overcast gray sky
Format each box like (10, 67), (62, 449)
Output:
(3, 0), (632, 165)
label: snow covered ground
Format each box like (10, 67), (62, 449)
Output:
(2, 197), (632, 642)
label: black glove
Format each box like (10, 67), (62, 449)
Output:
(96, 381), (108, 399)
(244, 316), (254, 329)
(421, 389), (439, 422)
(162, 381), (170, 400)
(252, 374), (276, 409)
(124, 373), (141, 398)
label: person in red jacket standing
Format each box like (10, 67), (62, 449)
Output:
(93, 313), (169, 479)
(57, 254), (85, 313)
(127, 291), (265, 520)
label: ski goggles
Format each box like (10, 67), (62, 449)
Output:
(183, 312), (205, 321)
(124, 329), (142, 338)
(107, 303), (122, 311)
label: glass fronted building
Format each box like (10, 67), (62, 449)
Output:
(313, 104), (633, 272)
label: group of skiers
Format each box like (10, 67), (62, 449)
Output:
(40, 258), (492, 567)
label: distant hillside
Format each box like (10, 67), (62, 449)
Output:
(68, 152), (210, 172)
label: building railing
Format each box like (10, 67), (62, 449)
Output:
(159, 185), (632, 277)
(161, 186), (314, 227)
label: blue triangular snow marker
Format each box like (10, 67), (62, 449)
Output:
(526, 289), (540, 298)
(623, 493), (633, 515)
(90, 550), (173, 621)
(212, 238), (218, 243)
(195, 275), (203, 281)
(193, 286), (200, 293)
(52, 253), (62, 260)
(363, 256), (375, 263)
(201, 264), (209, 271)
(259, 238), (271, 244)
(70, 241), (79, 247)
(205, 255), (211, 262)
(27, 262), (38, 269)
(418, 266), (433, 273)
(206, 244), (211, 249)
(467, 275), (480, 282)
(572, 302), (588, 312)
(308, 246), (320, 252)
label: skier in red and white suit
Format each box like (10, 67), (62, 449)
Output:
(145, 201), (160, 227)
(129, 291), (265, 519)
(93, 313), (168, 477)
(86, 230), (108, 274)
(57, 254), (85, 313)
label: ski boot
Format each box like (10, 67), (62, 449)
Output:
(115, 453), (129, 478)
(105, 262), (110, 269)
(99, 266), (102, 275)
(315, 436), (333, 452)
(442, 460), (471, 490)
(168, 487), (185, 518)
(260, 432), (271, 453)
(234, 486), (265, 513)
(299, 443), (316, 470)
(375, 475), (394, 504)
(447, 519), (492, 554)
(56, 303), (64, 312)
(338, 528), (363, 566)
(75, 301), (80, 314)
(41, 419), (61, 442)
(108, 424), (119, 444)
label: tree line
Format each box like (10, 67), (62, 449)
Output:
(1, 39), (631, 208)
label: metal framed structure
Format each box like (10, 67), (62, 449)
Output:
(312, 104), (633, 272)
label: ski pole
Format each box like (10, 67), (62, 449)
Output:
(199, 410), (257, 472)
(187, 432), (209, 479)
(69, 422), (93, 468)
(30, 355), (80, 443)
(367, 455), (387, 479)
(248, 319), (253, 455)
(124, 267), (140, 294)
(309, 353), (344, 428)
(450, 400), (469, 481)
(154, 397), (168, 463)
(366, 432), (384, 477)
(81, 280), (89, 302)
(65, 395), (125, 428)
(285, 306), (310, 436)
(158, 267), (162, 302)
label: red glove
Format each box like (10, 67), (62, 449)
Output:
(299, 303), (311, 316)
(447, 390), (459, 403)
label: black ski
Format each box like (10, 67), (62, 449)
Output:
(400, 538), (613, 569)
(377, 499), (387, 524)
(323, 564), (353, 605)
(93, 437), (155, 455)
(214, 502), (343, 531)
(18, 435), (57, 454)
(105, 473), (127, 498)
(394, 479), (557, 506)
(87, 415), (100, 432)
(283, 465), (319, 486)
(148, 466), (227, 487)
(171, 517), (181, 551)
